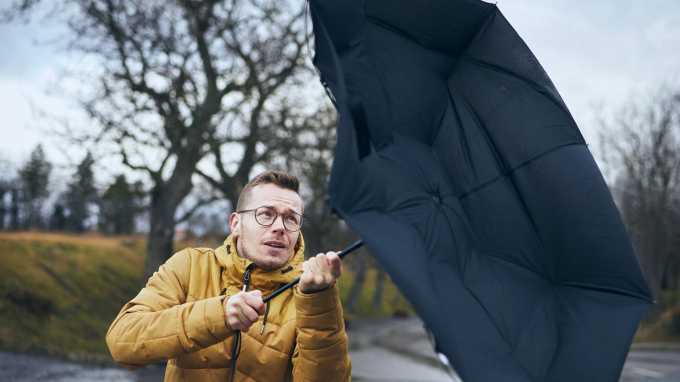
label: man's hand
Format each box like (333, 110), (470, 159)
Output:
(225, 290), (266, 332)
(299, 252), (343, 294)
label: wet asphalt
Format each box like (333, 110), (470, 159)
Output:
(1, 316), (679, 382)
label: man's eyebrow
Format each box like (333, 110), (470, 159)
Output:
(262, 205), (302, 215)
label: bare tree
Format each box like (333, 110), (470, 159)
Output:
(261, 102), (353, 256)
(3, 0), (321, 281)
(599, 86), (680, 321)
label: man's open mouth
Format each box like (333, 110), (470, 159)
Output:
(265, 242), (285, 249)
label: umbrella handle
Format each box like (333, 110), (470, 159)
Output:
(262, 240), (364, 303)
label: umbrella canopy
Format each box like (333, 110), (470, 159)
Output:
(310, 0), (653, 381)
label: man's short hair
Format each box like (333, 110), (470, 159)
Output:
(236, 170), (302, 212)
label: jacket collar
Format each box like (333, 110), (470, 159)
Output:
(216, 234), (305, 292)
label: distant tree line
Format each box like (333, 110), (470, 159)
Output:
(600, 86), (680, 323)
(0, 139), (385, 316)
(0, 146), (144, 235)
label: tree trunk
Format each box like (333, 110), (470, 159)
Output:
(10, 188), (19, 231)
(373, 266), (386, 311)
(143, 202), (177, 285)
(141, 157), (197, 284)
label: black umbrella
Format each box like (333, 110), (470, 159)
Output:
(308, 0), (653, 381)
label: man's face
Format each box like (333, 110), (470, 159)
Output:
(229, 183), (303, 270)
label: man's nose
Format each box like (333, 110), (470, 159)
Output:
(270, 215), (286, 231)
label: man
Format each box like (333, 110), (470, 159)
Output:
(106, 170), (351, 381)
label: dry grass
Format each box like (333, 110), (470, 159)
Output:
(0, 232), (146, 355)
(635, 305), (680, 343)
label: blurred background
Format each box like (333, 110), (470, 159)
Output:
(0, 0), (679, 379)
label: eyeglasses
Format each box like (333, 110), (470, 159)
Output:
(236, 206), (305, 232)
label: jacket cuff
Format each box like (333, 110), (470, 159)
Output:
(221, 295), (235, 333)
(202, 295), (233, 339)
(294, 281), (342, 317)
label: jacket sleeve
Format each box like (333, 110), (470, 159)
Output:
(106, 250), (234, 370)
(291, 282), (352, 382)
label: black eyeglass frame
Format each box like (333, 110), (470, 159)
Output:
(236, 206), (305, 232)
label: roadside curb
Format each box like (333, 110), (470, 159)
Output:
(0, 336), (115, 366)
(630, 342), (680, 352)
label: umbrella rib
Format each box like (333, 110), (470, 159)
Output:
(457, 142), (585, 199)
(464, 287), (539, 382)
(444, 87), (564, 280)
(435, 89), (474, 173)
(445, 85), (507, 173)
(559, 282), (654, 302)
(363, 16), (457, 58)
(485, 145), (589, 283)
(363, 3), (497, 59)
(480, 251), (549, 280)
(461, 57), (578, 130)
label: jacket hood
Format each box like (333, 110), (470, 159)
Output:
(215, 234), (305, 293)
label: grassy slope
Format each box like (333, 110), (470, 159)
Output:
(0, 233), (145, 356)
(0, 232), (412, 358)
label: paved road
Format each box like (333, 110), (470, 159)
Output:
(1, 317), (679, 381)
(0, 350), (165, 382)
(353, 317), (680, 382)
(621, 350), (680, 382)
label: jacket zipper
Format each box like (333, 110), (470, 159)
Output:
(241, 264), (270, 335)
(243, 264), (254, 292)
(230, 264), (256, 382)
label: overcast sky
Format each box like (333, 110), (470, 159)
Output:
(1, 0), (679, 180)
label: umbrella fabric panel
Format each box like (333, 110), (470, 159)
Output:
(458, 9), (572, 122)
(507, 145), (650, 296)
(457, 176), (548, 277)
(432, 92), (505, 197)
(364, 23), (457, 146)
(445, 16), (583, 173)
(457, 143), (650, 296)
(544, 286), (652, 382)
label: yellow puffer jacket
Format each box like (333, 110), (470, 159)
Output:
(106, 234), (351, 381)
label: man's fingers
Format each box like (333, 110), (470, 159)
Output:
(310, 255), (331, 283)
(311, 253), (330, 274)
(235, 308), (254, 330)
(226, 295), (250, 331)
(226, 291), (265, 332)
(245, 290), (266, 315)
(241, 306), (260, 325)
(326, 252), (343, 278)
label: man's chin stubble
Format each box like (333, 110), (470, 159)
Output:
(239, 243), (285, 270)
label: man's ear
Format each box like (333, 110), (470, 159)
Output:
(229, 212), (241, 237)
